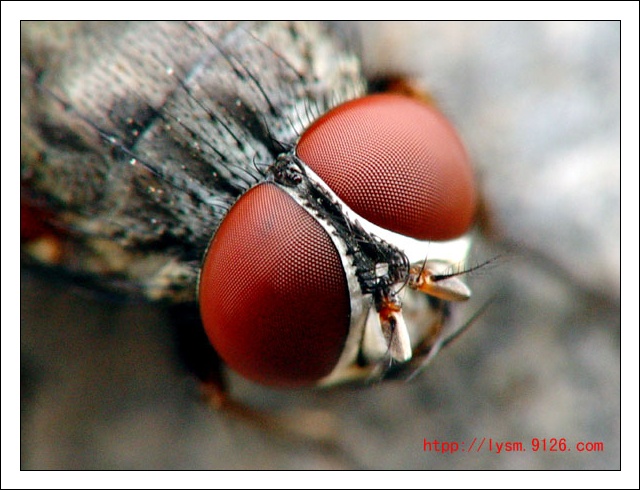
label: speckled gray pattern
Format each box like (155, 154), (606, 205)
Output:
(20, 21), (620, 470)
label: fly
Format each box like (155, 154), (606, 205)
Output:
(21, 21), (478, 403)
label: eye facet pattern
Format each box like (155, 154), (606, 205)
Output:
(199, 183), (351, 387)
(296, 93), (476, 240)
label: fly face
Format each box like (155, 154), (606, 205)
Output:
(21, 21), (478, 391)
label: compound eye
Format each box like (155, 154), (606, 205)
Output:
(199, 183), (350, 387)
(296, 93), (476, 240)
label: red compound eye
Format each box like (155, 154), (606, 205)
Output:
(198, 183), (350, 387)
(296, 93), (476, 240)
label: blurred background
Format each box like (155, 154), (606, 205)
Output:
(20, 21), (620, 470)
